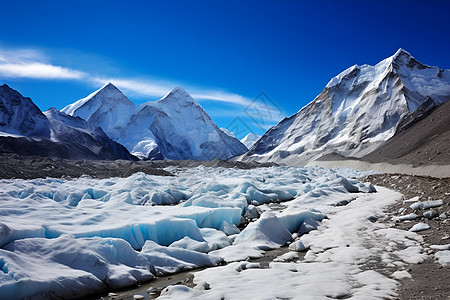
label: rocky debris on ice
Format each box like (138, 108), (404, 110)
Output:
(409, 222), (431, 232)
(273, 252), (299, 262)
(391, 270), (413, 280)
(430, 244), (450, 250)
(394, 213), (418, 221)
(423, 209), (438, 219)
(434, 250), (450, 267)
(410, 200), (443, 210)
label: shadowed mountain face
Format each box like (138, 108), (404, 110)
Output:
(63, 84), (248, 160)
(0, 84), (136, 161)
(362, 99), (450, 166)
(242, 49), (450, 166)
(0, 84), (50, 138)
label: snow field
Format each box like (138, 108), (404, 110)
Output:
(160, 187), (429, 300)
(0, 166), (425, 299)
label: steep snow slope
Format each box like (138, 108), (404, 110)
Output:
(0, 84), (50, 138)
(240, 133), (261, 149)
(62, 82), (136, 141)
(63, 85), (247, 160)
(44, 108), (135, 160)
(243, 49), (450, 166)
(0, 85), (135, 160)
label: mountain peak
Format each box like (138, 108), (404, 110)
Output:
(46, 107), (59, 114)
(392, 48), (412, 58)
(62, 82), (134, 117)
(165, 86), (190, 98)
(95, 82), (126, 96)
(101, 81), (119, 90)
(0, 83), (19, 95)
(244, 50), (450, 166)
(159, 86), (199, 106)
(389, 48), (415, 66)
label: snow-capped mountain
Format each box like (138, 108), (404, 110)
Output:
(63, 84), (248, 160)
(0, 84), (50, 138)
(62, 82), (136, 141)
(0, 84), (135, 160)
(44, 108), (135, 160)
(242, 49), (450, 165)
(240, 132), (261, 149)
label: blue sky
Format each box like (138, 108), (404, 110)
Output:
(1, 0), (449, 139)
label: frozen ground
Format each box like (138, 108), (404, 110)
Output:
(0, 166), (438, 299)
(361, 174), (450, 299)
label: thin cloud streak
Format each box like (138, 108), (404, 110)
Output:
(192, 91), (252, 106)
(90, 77), (173, 99)
(0, 63), (85, 79)
(0, 47), (256, 107)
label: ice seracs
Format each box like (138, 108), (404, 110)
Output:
(242, 49), (450, 166)
(63, 84), (248, 160)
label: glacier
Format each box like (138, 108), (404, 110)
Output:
(0, 165), (429, 299)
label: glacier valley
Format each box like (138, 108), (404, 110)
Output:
(0, 166), (434, 299)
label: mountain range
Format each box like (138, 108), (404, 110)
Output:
(241, 49), (450, 165)
(0, 84), (135, 160)
(0, 49), (448, 165)
(62, 84), (248, 160)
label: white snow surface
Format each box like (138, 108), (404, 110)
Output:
(160, 186), (427, 300)
(62, 84), (247, 160)
(0, 166), (427, 299)
(243, 49), (450, 166)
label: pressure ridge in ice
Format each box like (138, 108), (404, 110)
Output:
(0, 166), (394, 299)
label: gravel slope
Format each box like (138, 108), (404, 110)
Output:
(361, 174), (450, 299)
(363, 100), (450, 166)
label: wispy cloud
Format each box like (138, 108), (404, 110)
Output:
(0, 48), (256, 107)
(90, 77), (173, 98)
(0, 47), (285, 133)
(0, 62), (85, 79)
(192, 90), (252, 106)
(0, 49), (86, 80)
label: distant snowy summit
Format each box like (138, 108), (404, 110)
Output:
(220, 129), (260, 150)
(240, 132), (261, 149)
(62, 83), (247, 160)
(241, 49), (450, 166)
(0, 84), (135, 160)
